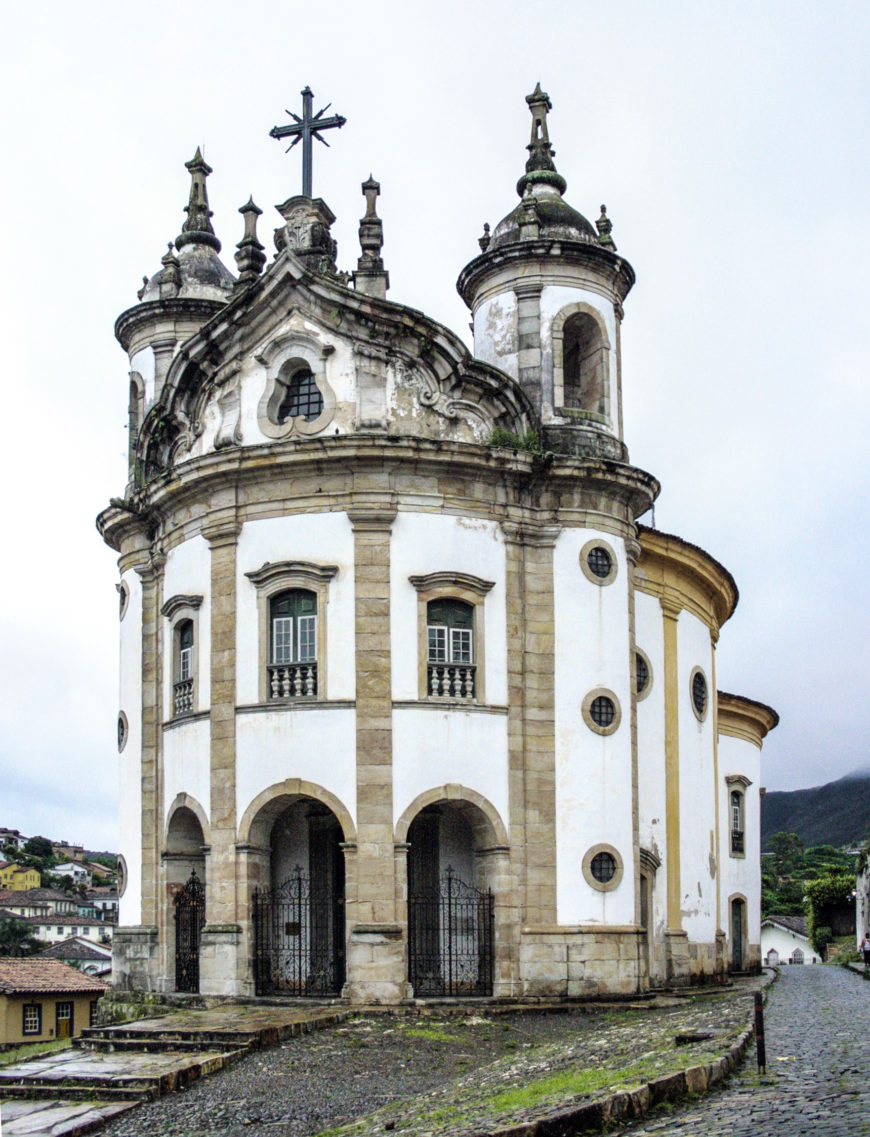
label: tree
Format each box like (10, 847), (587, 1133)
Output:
(0, 917), (44, 957)
(769, 832), (805, 878)
(23, 836), (53, 860)
(805, 870), (855, 956)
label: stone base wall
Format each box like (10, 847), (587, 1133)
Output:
(199, 924), (248, 997)
(343, 925), (409, 1004)
(519, 928), (644, 998)
(112, 925), (160, 992)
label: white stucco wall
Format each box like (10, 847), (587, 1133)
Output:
(235, 512), (356, 705)
(554, 529), (634, 925)
(118, 569), (142, 925)
(162, 535), (211, 714)
(718, 733), (762, 945)
(634, 591), (667, 941)
(390, 512), (507, 705)
(472, 292), (519, 379)
(677, 614), (717, 943)
(162, 718), (211, 830)
(235, 709), (357, 829)
(130, 347), (156, 411)
(392, 708), (509, 832)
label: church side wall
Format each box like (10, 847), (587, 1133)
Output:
(162, 536), (212, 716)
(471, 292), (519, 380)
(676, 614), (718, 958)
(718, 733), (762, 967)
(119, 569), (143, 926)
(553, 529), (634, 927)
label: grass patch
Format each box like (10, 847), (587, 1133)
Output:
(486, 1061), (651, 1113)
(401, 1025), (458, 1043)
(0, 1038), (71, 1067)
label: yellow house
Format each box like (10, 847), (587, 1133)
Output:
(0, 958), (107, 1046)
(0, 863), (40, 891)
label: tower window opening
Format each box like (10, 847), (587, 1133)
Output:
(269, 589), (318, 698)
(277, 369), (323, 423)
(562, 312), (607, 415)
(427, 598), (475, 698)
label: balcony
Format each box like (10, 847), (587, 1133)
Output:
(173, 678), (194, 716)
(427, 663), (476, 699)
(269, 662), (318, 699)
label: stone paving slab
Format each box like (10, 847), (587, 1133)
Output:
(0, 1099), (137, 1136)
(0, 1047), (234, 1088)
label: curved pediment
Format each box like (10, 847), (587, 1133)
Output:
(133, 249), (536, 483)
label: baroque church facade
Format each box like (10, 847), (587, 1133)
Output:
(99, 86), (777, 1002)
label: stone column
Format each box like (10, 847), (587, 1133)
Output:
(503, 522), (559, 948)
(515, 282), (544, 413)
(200, 517), (243, 995)
(626, 537), (645, 993)
(344, 506), (404, 1003)
(661, 597), (689, 983)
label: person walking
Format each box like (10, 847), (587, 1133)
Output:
(860, 933), (870, 967)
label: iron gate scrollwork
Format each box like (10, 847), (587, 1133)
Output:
(408, 867), (494, 996)
(174, 869), (205, 993)
(253, 865), (345, 997)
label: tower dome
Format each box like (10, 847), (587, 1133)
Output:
(457, 86), (634, 461)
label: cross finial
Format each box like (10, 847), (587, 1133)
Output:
(270, 87), (347, 198)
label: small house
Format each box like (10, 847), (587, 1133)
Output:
(0, 958), (107, 1047)
(760, 915), (820, 966)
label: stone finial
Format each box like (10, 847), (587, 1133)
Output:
(274, 195), (339, 276)
(137, 275), (150, 301)
(234, 197), (267, 287)
(353, 175), (389, 299)
(176, 147), (221, 253)
(159, 243), (181, 299)
(478, 223), (491, 252)
(596, 204), (616, 251)
(516, 83), (567, 199)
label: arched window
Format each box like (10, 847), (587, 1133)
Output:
(791, 948), (804, 965)
(562, 312), (606, 414)
(174, 619), (194, 716)
(277, 369), (323, 424)
(269, 589), (318, 697)
(427, 598), (475, 698)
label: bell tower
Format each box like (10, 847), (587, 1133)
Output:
(457, 85), (634, 461)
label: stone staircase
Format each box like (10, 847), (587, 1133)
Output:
(0, 1005), (347, 1136)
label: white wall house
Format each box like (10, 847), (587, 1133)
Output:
(761, 916), (819, 966)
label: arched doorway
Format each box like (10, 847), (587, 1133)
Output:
(252, 799), (346, 996)
(730, 897), (746, 971)
(406, 803), (494, 996)
(165, 804), (207, 993)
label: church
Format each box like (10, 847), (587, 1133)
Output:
(98, 85), (777, 1002)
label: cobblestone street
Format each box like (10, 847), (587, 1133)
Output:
(614, 966), (870, 1136)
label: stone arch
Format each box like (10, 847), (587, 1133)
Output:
(395, 784), (508, 848)
(164, 793), (210, 852)
(238, 778), (356, 848)
(550, 301), (612, 419)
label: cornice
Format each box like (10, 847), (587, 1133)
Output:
(408, 571), (495, 596)
(160, 594), (203, 618)
(717, 691), (779, 748)
(635, 526), (738, 633)
(114, 298), (226, 352)
(244, 560), (339, 588)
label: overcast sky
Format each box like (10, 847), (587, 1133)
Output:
(1, 1), (868, 851)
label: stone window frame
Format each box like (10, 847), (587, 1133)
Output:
(408, 572), (495, 704)
(22, 1002), (42, 1035)
(161, 595), (203, 719)
(255, 332), (337, 440)
(245, 560), (339, 703)
(582, 687), (622, 736)
(634, 646), (653, 702)
(582, 842), (624, 893)
(551, 301), (612, 424)
(689, 665), (709, 722)
(579, 538), (618, 586)
(725, 774), (752, 860)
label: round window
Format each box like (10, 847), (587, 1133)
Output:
(590, 696), (615, 728)
(635, 652), (649, 696)
(118, 582), (129, 621)
(586, 547), (612, 579)
(117, 712), (128, 753)
(691, 668), (705, 714)
(590, 851), (616, 883)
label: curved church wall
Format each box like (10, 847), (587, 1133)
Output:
(118, 569), (143, 926)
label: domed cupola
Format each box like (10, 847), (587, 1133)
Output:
(457, 85), (635, 462)
(115, 149), (236, 474)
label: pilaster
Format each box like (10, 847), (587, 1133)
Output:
(134, 546), (165, 930)
(503, 521), (559, 930)
(203, 518), (240, 950)
(345, 506), (403, 1002)
(661, 597), (682, 936)
(514, 281), (543, 412)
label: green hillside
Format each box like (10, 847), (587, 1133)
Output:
(761, 771), (870, 851)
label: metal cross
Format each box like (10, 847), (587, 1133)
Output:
(270, 87), (346, 198)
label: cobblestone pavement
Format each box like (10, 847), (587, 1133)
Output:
(98, 984), (760, 1137)
(613, 965), (870, 1137)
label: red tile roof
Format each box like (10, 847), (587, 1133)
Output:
(0, 958), (109, 995)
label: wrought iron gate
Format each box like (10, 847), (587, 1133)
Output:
(174, 869), (205, 993)
(408, 868), (494, 996)
(252, 865), (345, 997)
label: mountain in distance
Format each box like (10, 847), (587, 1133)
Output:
(761, 769), (870, 851)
